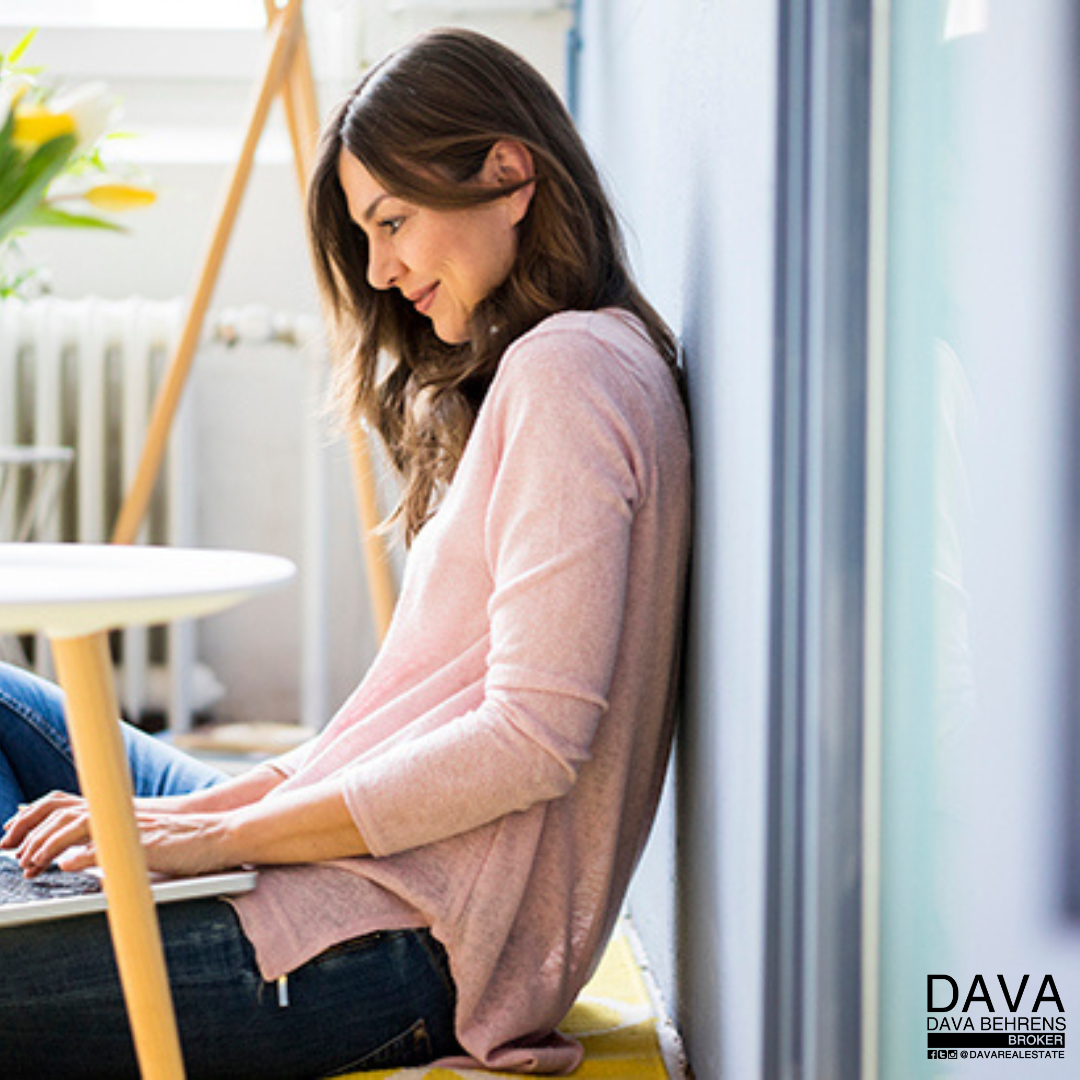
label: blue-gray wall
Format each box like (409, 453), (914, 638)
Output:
(577, 3), (778, 1076)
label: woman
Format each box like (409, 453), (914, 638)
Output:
(0, 28), (690, 1077)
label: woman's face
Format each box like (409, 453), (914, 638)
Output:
(338, 144), (533, 344)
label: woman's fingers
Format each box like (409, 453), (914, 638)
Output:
(1, 791), (85, 848)
(4, 795), (231, 879)
(17, 806), (94, 877)
(55, 842), (96, 872)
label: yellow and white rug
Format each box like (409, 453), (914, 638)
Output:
(341, 923), (677, 1079)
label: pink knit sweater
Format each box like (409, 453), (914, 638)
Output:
(231, 308), (691, 1074)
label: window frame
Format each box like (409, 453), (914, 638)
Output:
(765, 0), (874, 1076)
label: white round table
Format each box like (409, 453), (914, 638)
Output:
(0, 543), (295, 1079)
(0, 542), (295, 638)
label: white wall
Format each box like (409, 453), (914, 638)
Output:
(578, 2), (778, 1076)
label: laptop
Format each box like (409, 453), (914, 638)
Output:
(0, 849), (257, 927)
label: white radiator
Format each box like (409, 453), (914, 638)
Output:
(0, 295), (334, 736)
(0, 295), (199, 727)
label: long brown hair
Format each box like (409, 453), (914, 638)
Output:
(308, 28), (680, 542)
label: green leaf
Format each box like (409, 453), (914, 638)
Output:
(0, 144), (25, 206)
(24, 205), (124, 231)
(64, 148), (108, 177)
(0, 132), (77, 242)
(0, 263), (40, 298)
(0, 102), (13, 146)
(7, 28), (38, 67)
(12, 132), (76, 192)
(0, 108), (16, 186)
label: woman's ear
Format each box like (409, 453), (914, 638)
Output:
(483, 139), (536, 226)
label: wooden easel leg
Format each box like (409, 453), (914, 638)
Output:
(267, 0), (315, 184)
(113, 0), (398, 642)
(265, 2), (397, 640)
(347, 424), (397, 638)
(110, 1), (304, 547)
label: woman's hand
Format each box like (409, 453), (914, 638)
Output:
(1, 791), (92, 871)
(1, 791), (239, 878)
(1, 775), (370, 879)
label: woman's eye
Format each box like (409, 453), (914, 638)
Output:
(379, 216), (404, 236)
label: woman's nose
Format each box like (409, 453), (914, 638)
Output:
(367, 240), (403, 291)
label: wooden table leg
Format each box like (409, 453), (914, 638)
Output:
(51, 631), (186, 1080)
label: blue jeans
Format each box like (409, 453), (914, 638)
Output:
(0, 663), (459, 1077)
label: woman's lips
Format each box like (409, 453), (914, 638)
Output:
(411, 283), (438, 315)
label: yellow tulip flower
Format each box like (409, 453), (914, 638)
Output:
(82, 183), (157, 213)
(11, 106), (76, 151)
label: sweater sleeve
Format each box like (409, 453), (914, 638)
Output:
(259, 739), (315, 779)
(339, 334), (646, 857)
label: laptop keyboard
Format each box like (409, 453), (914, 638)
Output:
(0, 856), (102, 903)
